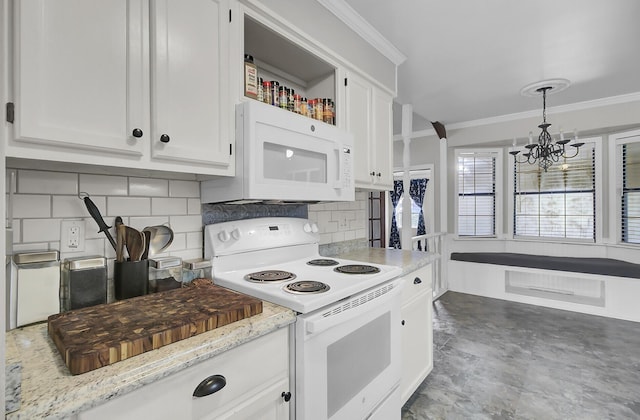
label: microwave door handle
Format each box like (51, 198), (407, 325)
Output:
(305, 283), (401, 335)
(333, 146), (343, 189)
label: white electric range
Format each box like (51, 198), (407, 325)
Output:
(204, 217), (403, 420)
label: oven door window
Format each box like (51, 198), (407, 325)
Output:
(327, 313), (391, 418)
(263, 142), (327, 183)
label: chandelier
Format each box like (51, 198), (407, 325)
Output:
(510, 84), (584, 172)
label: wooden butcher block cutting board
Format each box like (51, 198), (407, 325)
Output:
(47, 281), (263, 375)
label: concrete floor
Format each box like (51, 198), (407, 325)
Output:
(401, 292), (640, 420)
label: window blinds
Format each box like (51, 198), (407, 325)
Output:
(457, 153), (496, 236)
(622, 142), (640, 244)
(514, 144), (595, 240)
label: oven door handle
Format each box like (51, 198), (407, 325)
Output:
(306, 281), (402, 335)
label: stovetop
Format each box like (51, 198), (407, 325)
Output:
(204, 218), (402, 314)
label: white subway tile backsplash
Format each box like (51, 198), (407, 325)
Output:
(169, 180), (200, 198)
(13, 195), (51, 218)
(169, 215), (202, 233)
(129, 178), (169, 197)
(324, 221), (338, 233)
(80, 174), (128, 196)
(52, 195), (92, 218)
(108, 197), (151, 216)
(187, 198), (201, 215)
(186, 231), (203, 249)
(22, 218), (62, 242)
(151, 198), (186, 216)
(332, 231), (345, 243)
(164, 233), (186, 252)
(128, 216), (170, 231)
(10, 169), (203, 288)
(169, 249), (202, 260)
(13, 242), (50, 253)
(18, 170), (77, 195)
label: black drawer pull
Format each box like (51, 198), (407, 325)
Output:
(193, 374), (226, 397)
(160, 134), (170, 143)
(414, 277), (422, 284)
(132, 128), (143, 138)
(282, 391), (292, 402)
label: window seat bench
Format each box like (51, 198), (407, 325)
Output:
(448, 252), (640, 322)
(450, 252), (640, 279)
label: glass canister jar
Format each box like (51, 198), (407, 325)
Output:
(149, 257), (182, 293)
(182, 258), (213, 284)
(262, 80), (272, 105)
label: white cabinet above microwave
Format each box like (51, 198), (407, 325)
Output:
(201, 100), (355, 203)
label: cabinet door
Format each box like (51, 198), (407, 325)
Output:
(371, 89), (394, 190)
(13, 0), (146, 156)
(400, 289), (433, 404)
(78, 328), (290, 420)
(344, 72), (373, 186)
(150, 0), (232, 171)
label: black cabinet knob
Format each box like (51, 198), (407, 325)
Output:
(370, 171), (376, 176)
(132, 128), (143, 138)
(377, 172), (382, 177)
(282, 391), (292, 402)
(160, 134), (170, 143)
(414, 277), (422, 284)
(401, 320), (405, 326)
(193, 374), (226, 397)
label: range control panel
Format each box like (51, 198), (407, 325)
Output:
(205, 217), (319, 257)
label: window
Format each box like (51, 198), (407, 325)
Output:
(622, 142), (640, 244)
(395, 196), (420, 229)
(456, 151), (500, 237)
(513, 143), (595, 240)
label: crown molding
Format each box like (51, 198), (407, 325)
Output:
(448, 91), (640, 131)
(392, 91), (640, 141)
(317, 0), (407, 66)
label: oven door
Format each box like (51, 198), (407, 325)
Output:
(295, 279), (403, 420)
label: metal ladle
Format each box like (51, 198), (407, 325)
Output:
(142, 225), (174, 259)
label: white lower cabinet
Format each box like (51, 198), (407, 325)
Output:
(400, 265), (433, 404)
(77, 327), (290, 420)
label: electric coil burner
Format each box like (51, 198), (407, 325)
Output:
(285, 281), (330, 294)
(245, 270), (296, 283)
(334, 264), (381, 274)
(306, 258), (339, 266)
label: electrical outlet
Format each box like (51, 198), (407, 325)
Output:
(60, 220), (85, 252)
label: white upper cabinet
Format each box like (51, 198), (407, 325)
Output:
(9, 0), (233, 176)
(12, 0), (146, 156)
(345, 71), (394, 190)
(150, 0), (231, 167)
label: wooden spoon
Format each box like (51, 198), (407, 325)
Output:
(125, 226), (145, 262)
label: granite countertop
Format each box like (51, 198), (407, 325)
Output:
(5, 301), (295, 419)
(330, 247), (439, 276)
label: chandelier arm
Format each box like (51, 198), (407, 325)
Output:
(562, 147), (582, 159)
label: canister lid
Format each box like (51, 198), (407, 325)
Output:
(183, 258), (212, 270)
(65, 256), (107, 271)
(13, 250), (59, 264)
(150, 256), (182, 269)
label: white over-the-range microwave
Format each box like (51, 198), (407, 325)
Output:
(201, 100), (355, 203)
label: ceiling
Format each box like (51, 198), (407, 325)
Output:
(340, 0), (640, 128)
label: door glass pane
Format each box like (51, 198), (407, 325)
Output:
(263, 142), (327, 183)
(327, 313), (390, 418)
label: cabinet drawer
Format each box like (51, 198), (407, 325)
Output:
(79, 327), (289, 419)
(401, 265), (433, 304)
